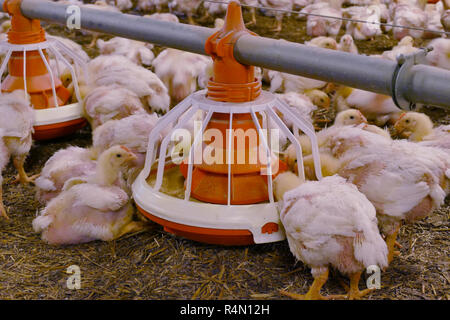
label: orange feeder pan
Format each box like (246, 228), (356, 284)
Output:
(1, 0), (86, 140)
(132, 1), (322, 246)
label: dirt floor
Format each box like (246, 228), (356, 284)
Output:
(0, 2), (449, 300)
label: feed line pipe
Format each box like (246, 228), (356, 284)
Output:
(1, 0), (449, 110)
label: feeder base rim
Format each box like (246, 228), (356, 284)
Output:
(132, 173), (286, 245)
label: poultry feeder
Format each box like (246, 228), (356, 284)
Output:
(132, 1), (322, 246)
(0, 0), (86, 140)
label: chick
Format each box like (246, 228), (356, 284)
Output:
(343, 5), (382, 40)
(144, 12), (180, 23)
(381, 36), (419, 61)
(423, 3), (445, 38)
(338, 34), (359, 54)
(300, 1), (343, 38)
(305, 36), (338, 50)
(268, 69), (328, 94)
(152, 48), (210, 104)
(275, 92), (319, 130)
(92, 113), (167, 190)
(169, 0), (202, 25)
(137, 0), (168, 13)
(425, 38), (450, 71)
(35, 147), (97, 204)
(259, 0), (294, 32)
(105, 0), (132, 11)
(203, 0), (230, 17)
(0, 90), (36, 185)
(275, 172), (388, 300)
(83, 85), (147, 129)
(391, 2), (427, 39)
(333, 86), (402, 126)
(339, 140), (449, 262)
(96, 37), (155, 67)
(85, 55), (171, 113)
(32, 146), (149, 245)
(394, 112), (450, 151)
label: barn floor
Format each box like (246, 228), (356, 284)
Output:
(0, 3), (449, 300)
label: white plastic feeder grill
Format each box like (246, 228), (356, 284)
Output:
(0, 0), (86, 140)
(132, 1), (322, 246)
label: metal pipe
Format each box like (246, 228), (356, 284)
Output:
(1, 0), (449, 109)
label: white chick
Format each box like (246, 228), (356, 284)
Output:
(35, 147), (97, 204)
(284, 114), (390, 171)
(32, 146), (149, 245)
(0, 90), (36, 185)
(144, 12), (180, 23)
(137, 0), (168, 12)
(442, 9), (450, 31)
(275, 92), (318, 129)
(423, 3), (445, 38)
(275, 172), (388, 300)
(92, 113), (167, 189)
(83, 85), (147, 129)
(394, 112), (450, 151)
(169, 0), (202, 24)
(333, 86), (402, 126)
(343, 5), (382, 40)
(85, 55), (171, 113)
(425, 38), (450, 70)
(338, 34), (359, 54)
(391, 3), (427, 39)
(203, 0), (230, 16)
(105, 0), (133, 10)
(299, 1), (343, 38)
(338, 137), (449, 262)
(381, 36), (419, 61)
(259, 0), (294, 32)
(305, 36), (338, 50)
(96, 37), (155, 66)
(152, 48), (210, 104)
(268, 70), (328, 94)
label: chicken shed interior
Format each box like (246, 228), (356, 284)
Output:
(0, 0), (449, 301)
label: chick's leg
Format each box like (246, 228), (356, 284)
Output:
(0, 184), (8, 219)
(113, 221), (153, 240)
(346, 272), (375, 300)
(245, 8), (257, 26)
(385, 225), (401, 264)
(280, 267), (344, 300)
(13, 156), (38, 185)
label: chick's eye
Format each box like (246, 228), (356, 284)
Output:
(405, 119), (410, 123)
(350, 116), (354, 119)
(116, 154), (122, 158)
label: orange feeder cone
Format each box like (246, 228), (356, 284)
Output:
(179, 1), (286, 205)
(1, 0), (86, 140)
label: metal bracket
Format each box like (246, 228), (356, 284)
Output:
(391, 47), (433, 111)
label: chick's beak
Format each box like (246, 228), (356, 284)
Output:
(126, 152), (138, 162)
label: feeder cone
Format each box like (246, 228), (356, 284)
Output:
(1, 0), (71, 109)
(179, 0), (287, 205)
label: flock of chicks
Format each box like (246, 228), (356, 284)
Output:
(0, 0), (449, 300)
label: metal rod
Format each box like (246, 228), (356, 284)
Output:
(2, 0), (450, 109)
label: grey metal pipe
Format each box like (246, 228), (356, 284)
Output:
(1, 0), (450, 109)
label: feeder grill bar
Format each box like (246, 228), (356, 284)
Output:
(2, 0), (450, 110)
